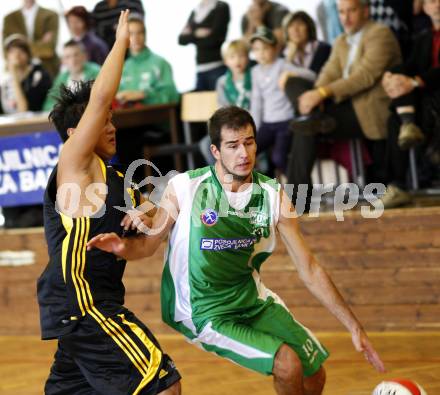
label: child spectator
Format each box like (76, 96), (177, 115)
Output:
(250, 26), (315, 173)
(43, 41), (100, 111)
(216, 40), (252, 110)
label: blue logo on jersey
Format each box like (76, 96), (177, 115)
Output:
(201, 208), (218, 226)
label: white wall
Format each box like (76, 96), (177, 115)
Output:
(0, 0), (323, 92)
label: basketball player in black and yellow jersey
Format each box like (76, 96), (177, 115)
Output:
(37, 11), (181, 395)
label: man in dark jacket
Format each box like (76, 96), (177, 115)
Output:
(178, 0), (230, 91)
(380, 0), (440, 208)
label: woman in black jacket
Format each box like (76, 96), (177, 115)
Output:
(178, 0), (230, 91)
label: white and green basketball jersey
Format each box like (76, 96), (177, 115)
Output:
(161, 166), (281, 332)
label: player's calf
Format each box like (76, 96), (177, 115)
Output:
(304, 366), (326, 395)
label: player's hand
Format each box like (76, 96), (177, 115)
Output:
(351, 327), (386, 373)
(87, 232), (126, 255)
(121, 209), (152, 234)
(115, 9), (130, 47)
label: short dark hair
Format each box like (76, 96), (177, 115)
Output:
(128, 14), (146, 34)
(63, 39), (86, 52)
(49, 80), (94, 142)
(65, 6), (91, 30)
(208, 106), (256, 149)
(4, 35), (32, 61)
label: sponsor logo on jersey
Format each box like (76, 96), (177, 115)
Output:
(200, 237), (256, 251)
(201, 208), (218, 226)
(249, 211), (268, 226)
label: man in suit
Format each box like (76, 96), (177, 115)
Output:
(380, 0), (440, 208)
(284, 0), (401, 209)
(3, 0), (59, 78)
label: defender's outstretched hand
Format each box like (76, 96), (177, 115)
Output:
(116, 9), (130, 47)
(121, 209), (152, 234)
(351, 328), (386, 373)
(87, 233), (126, 256)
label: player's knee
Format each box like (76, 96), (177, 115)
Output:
(158, 380), (181, 395)
(273, 344), (303, 383)
(169, 380), (182, 395)
(304, 366), (326, 395)
(171, 380), (182, 395)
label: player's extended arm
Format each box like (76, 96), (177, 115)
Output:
(58, 10), (130, 175)
(276, 190), (385, 373)
(87, 183), (179, 260)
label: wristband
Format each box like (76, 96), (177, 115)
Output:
(318, 87), (329, 99)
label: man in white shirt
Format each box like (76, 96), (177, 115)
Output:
(3, 0), (59, 77)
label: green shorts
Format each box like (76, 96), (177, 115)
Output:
(176, 300), (329, 377)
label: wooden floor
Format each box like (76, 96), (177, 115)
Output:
(1, 332), (439, 395)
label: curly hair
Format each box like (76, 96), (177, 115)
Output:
(49, 80), (94, 142)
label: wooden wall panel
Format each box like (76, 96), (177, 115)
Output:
(1, 207), (440, 335)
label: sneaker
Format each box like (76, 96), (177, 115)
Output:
(398, 123), (424, 150)
(289, 113), (336, 136)
(380, 185), (412, 209)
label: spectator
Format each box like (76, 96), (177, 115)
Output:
(65, 6), (109, 65)
(178, 0), (230, 91)
(115, 15), (179, 172)
(43, 41), (100, 111)
(242, 0), (289, 47)
(1, 35), (51, 228)
(116, 15), (179, 106)
(91, 0), (144, 49)
(413, 0), (433, 33)
(284, 0), (401, 209)
(250, 26), (315, 174)
(3, 0), (59, 78)
(380, 0), (440, 208)
(217, 40), (252, 109)
(1, 34), (51, 114)
(282, 11), (332, 74)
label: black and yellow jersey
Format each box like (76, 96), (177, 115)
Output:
(37, 158), (141, 340)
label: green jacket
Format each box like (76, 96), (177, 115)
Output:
(119, 47), (179, 105)
(43, 62), (101, 111)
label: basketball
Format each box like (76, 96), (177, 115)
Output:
(372, 379), (427, 395)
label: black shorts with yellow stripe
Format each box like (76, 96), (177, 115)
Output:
(45, 309), (181, 395)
